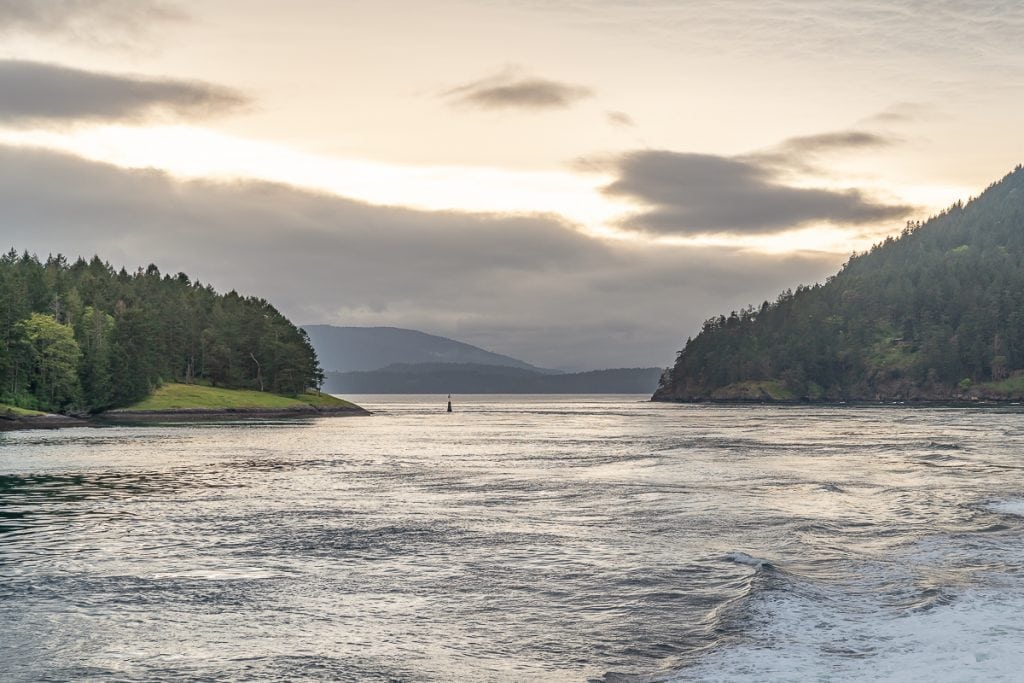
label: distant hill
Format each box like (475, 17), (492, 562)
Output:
(303, 325), (551, 373)
(324, 363), (662, 394)
(654, 164), (1024, 403)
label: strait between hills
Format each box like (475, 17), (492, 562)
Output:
(655, 164), (1024, 404)
(305, 325), (662, 394)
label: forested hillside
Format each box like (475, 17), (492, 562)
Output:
(0, 252), (322, 413)
(655, 164), (1024, 402)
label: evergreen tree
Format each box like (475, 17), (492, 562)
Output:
(19, 313), (82, 411)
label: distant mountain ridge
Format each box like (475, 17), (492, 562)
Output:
(302, 325), (553, 373)
(324, 363), (662, 394)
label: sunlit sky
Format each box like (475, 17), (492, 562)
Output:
(2, 0), (1022, 369)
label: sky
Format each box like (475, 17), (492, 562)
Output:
(2, 1), (1023, 370)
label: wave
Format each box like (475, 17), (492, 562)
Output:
(984, 499), (1024, 517)
(669, 581), (1024, 682)
(724, 552), (774, 570)
(671, 499), (1024, 683)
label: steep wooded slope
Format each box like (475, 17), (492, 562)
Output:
(655, 165), (1024, 402)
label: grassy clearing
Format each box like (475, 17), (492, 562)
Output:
(865, 337), (919, 372)
(297, 390), (361, 410)
(117, 383), (363, 412)
(0, 402), (46, 417)
(761, 380), (798, 400)
(711, 380), (797, 401)
(977, 375), (1024, 396)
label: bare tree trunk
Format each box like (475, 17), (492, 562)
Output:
(250, 352), (263, 391)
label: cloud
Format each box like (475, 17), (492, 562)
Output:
(0, 0), (183, 41)
(773, 130), (895, 154)
(606, 110), (635, 127)
(858, 102), (930, 126)
(745, 128), (900, 173)
(602, 149), (912, 236)
(443, 68), (592, 110)
(493, 2), (1024, 77)
(0, 145), (840, 370)
(0, 60), (248, 125)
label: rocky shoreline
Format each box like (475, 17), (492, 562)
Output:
(98, 404), (371, 422)
(1, 404), (370, 431)
(652, 376), (1024, 404)
(651, 397), (1024, 406)
(0, 413), (89, 431)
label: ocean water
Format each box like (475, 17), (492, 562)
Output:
(2, 396), (1024, 681)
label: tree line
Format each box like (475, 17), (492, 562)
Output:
(1, 251), (323, 413)
(658, 164), (1024, 400)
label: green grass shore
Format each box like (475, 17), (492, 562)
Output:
(2, 385), (365, 431)
(0, 403), (47, 418)
(113, 383), (363, 412)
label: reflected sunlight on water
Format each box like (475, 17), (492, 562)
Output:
(2, 396), (1024, 681)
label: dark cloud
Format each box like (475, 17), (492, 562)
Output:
(603, 150), (912, 236)
(0, 60), (248, 125)
(606, 110), (635, 127)
(745, 128), (899, 173)
(0, 145), (839, 370)
(0, 0), (183, 40)
(775, 130), (895, 154)
(443, 69), (592, 110)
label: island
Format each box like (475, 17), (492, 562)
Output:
(0, 252), (367, 427)
(654, 164), (1024, 404)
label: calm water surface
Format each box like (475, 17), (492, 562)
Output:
(2, 396), (1024, 681)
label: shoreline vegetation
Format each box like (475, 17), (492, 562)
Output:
(1, 383), (368, 431)
(325, 363), (663, 394)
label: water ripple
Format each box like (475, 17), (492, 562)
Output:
(2, 397), (1024, 680)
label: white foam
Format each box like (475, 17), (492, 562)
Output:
(680, 521), (1024, 683)
(724, 552), (772, 569)
(985, 499), (1024, 517)
(675, 582), (1024, 682)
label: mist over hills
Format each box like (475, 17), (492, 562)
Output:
(304, 325), (661, 393)
(323, 363), (663, 394)
(303, 325), (551, 374)
(655, 164), (1024, 403)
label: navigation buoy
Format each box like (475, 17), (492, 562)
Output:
(447, 393), (452, 412)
